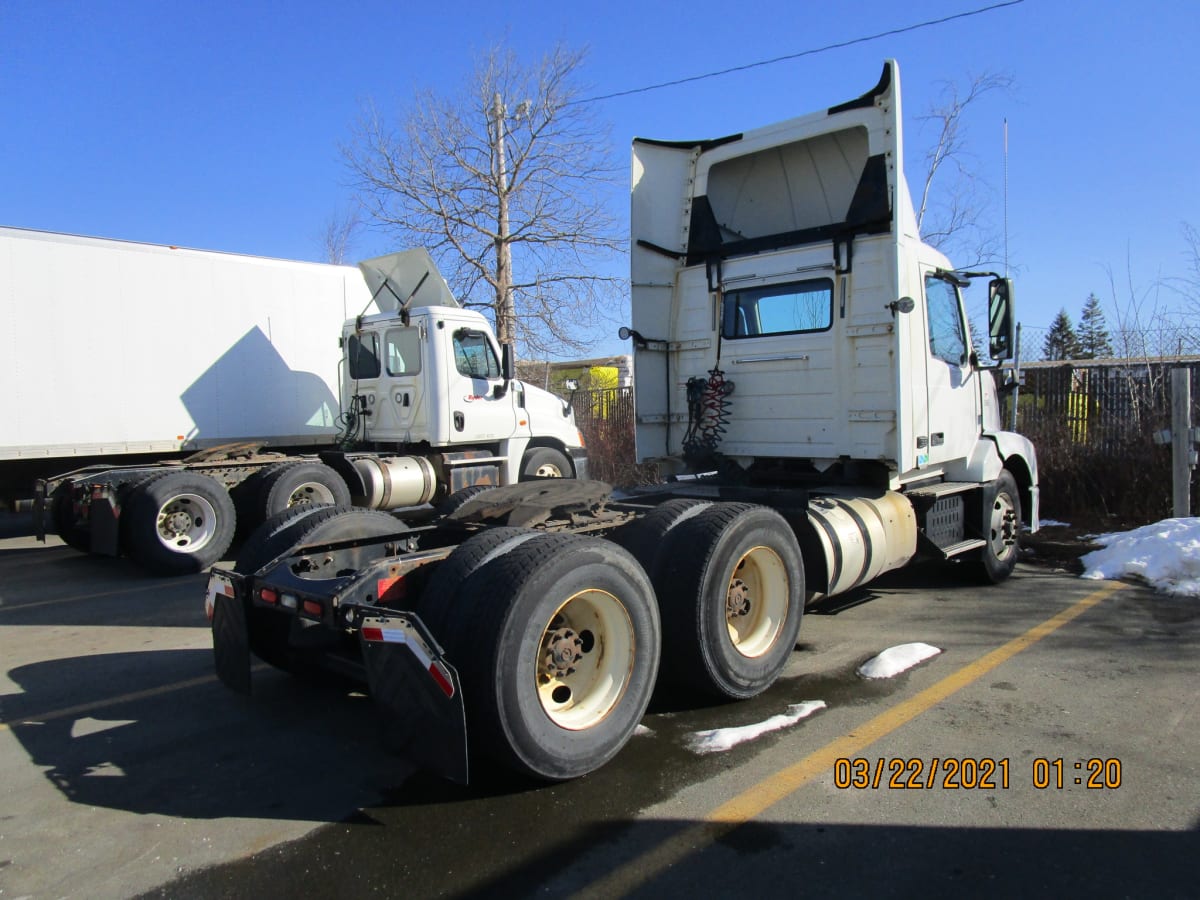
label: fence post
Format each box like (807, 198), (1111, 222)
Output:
(1171, 367), (1192, 518)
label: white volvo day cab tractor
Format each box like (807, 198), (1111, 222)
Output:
(207, 60), (1037, 784)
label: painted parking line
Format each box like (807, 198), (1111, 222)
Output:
(0, 579), (191, 613)
(574, 580), (1128, 900)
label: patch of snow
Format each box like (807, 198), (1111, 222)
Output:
(684, 701), (826, 754)
(856, 642), (942, 679)
(1080, 517), (1200, 597)
(1039, 519), (1072, 528)
(633, 724), (654, 737)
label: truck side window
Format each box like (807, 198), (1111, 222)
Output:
(385, 328), (422, 376)
(453, 329), (501, 379)
(925, 275), (968, 366)
(347, 333), (381, 379)
(722, 278), (833, 339)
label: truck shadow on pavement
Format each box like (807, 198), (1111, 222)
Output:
(153, 814), (1200, 899)
(2, 649), (410, 824)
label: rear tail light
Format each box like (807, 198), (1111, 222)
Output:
(259, 587), (278, 605)
(302, 599), (323, 617)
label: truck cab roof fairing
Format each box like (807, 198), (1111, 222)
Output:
(632, 61), (907, 268)
(358, 248), (460, 314)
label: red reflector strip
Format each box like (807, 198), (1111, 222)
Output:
(429, 661), (455, 698)
(360, 624), (454, 697)
(302, 600), (323, 617)
(376, 575), (407, 604)
(260, 588), (278, 604)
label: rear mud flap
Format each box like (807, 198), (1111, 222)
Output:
(359, 613), (469, 785)
(212, 591), (252, 695)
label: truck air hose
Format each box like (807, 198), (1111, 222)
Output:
(682, 368), (734, 463)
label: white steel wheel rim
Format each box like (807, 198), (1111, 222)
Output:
(989, 493), (1018, 561)
(536, 589), (635, 731)
(154, 493), (218, 553)
(287, 481), (337, 506)
(535, 462), (564, 478)
(726, 545), (789, 658)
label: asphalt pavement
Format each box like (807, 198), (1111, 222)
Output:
(0, 520), (1196, 899)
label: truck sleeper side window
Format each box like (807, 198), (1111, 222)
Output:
(347, 333), (381, 379)
(722, 278), (834, 339)
(453, 329), (501, 379)
(385, 327), (422, 376)
(925, 275), (968, 366)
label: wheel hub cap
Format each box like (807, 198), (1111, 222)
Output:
(542, 626), (583, 678)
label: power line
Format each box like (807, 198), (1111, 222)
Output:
(574, 0), (1026, 105)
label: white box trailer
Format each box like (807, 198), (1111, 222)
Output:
(0, 226), (375, 487)
(14, 231), (588, 574)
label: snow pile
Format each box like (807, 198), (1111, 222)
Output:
(684, 701), (826, 754)
(856, 642), (942, 679)
(1080, 517), (1200, 597)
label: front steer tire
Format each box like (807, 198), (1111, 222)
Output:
(519, 446), (572, 480)
(975, 469), (1022, 584)
(447, 533), (660, 781)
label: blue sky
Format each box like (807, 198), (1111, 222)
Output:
(3, 0), (1197, 357)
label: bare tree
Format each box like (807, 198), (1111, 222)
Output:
(319, 204), (362, 265)
(343, 44), (624, 356)
(1166, 221), (1200, 315)
(914, 71), (1014, 270)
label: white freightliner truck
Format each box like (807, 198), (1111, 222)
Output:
(207, 61), (1038, 784)
(16, 231), (586, 573)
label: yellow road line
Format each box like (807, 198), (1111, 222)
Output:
(575, 580), (1127, 899)
(1, 664), (269, 730)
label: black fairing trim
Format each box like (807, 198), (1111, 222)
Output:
(827, 62), (892, 115)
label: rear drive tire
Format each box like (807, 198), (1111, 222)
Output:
(235, 506), (404, 673)
(437, 484), (500, 517)
(413, 526), (542, 647)
(123, 471), (236, 575)
(50, 484), (91, 552)
(449, 533), (660, 781)
(235, 503), (342, 574)
(239, 461), (351, 536)
(611, 498), (713, 579)
(654, 503), (804, 700)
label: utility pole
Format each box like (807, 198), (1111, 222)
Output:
(492, 92), (515, 345)
(1171, 368), (1193, 517)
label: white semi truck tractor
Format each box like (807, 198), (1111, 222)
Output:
(32, 246), (586, 573)
(208, 60), (1038, 784)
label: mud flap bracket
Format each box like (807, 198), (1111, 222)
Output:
(211, 574), (251, 695)
(359, 612), (469, 785)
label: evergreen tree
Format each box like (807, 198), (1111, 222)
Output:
(1077, 293), (1113, 359)
(1043, 308), (1081, 360)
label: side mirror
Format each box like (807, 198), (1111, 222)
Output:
(988, 278), (1015, 360)
(494, 343), (516, 398)
(501, 342), (515, 382)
